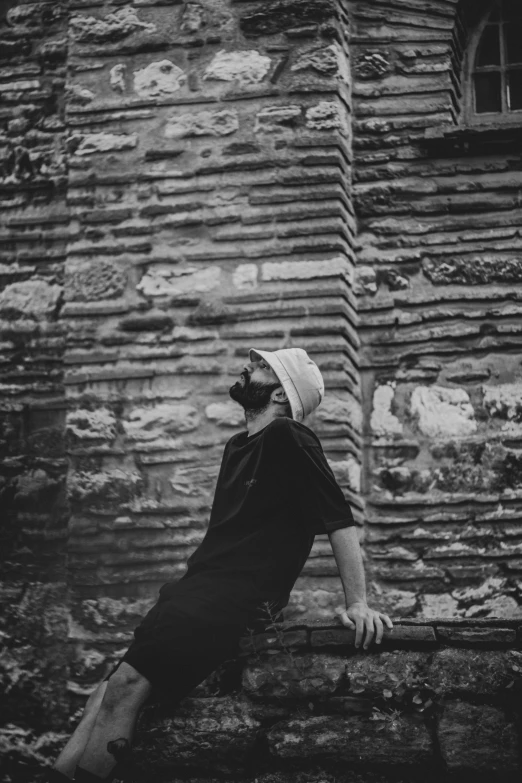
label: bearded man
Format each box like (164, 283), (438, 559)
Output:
(50, 347), (392, 782)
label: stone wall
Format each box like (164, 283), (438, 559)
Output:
(1, 0), (362, 767)
(10, 618), (522, 782)
(2, 0), (522, 775)
(0, 0), (71, 766)
(137, 617), (522, 782)
(63, 0), (359, 627)
(351, 0), (522, 620)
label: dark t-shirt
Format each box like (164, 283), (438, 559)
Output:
(157, 417), (355, 628)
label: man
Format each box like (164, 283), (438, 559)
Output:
(50, 347), (392, 783)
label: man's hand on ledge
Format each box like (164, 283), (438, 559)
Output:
(336, 601), (393, 650)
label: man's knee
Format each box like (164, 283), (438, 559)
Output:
(101, 664), (150, 712)
(84, 681), (106, 712)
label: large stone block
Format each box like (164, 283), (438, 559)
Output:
(71, 132), (138, 155)
(343, 650), (431, 698)
(436, 626), (516, 644)
(427, 649), (511, 696)
(205, 401), (244, 427)
(165, 108), (239, 138)
(73, 596), (156, 637)
(67, 469), (143, 508)
(0, 280), (62, 318)
(483, 381), (522, 437)
(254, 105), (302, 133)
(410, 385), (476, 439)
(70, 7), (156, 44)
(133, 60), (186, 98)
(438, 701), (519, 773)
(243, 652), (346, 701)
(204, 50), (271, 86)
(262, 256), (350, 282)
(306, 101), (348, 132)
(66, 408), (117, 442)
(123, 403), (200, 440)
(267, 713), (433, 765)
(65, 260), (127, 302)
(137, 266), (221, 297)
(370, 383), (403, 438)
(135, 696), (260, 773)
(423, 255), (522, 285)
(240, 0), (336, 37)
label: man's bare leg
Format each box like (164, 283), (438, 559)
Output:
(52, 681), (108, 779)
(75, 663), (152, 780)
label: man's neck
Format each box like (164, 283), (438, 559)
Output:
(245, 408), (279, 438)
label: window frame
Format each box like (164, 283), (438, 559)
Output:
(462, 1), (522, 127)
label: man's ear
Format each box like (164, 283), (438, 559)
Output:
(271, 386), (288, 405)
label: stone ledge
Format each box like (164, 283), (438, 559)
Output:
(130, 619), (522, 778)
(240, 618), (522, 651)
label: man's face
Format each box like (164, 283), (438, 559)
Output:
(229, 354), (283, 412)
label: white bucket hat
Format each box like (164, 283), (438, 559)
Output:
(249, 347), (325, 422)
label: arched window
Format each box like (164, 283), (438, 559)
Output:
(467, 0), (522, 121)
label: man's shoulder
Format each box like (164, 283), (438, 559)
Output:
(269, 417), (321, 448)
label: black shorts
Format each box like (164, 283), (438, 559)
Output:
(104, 594), (248, 702)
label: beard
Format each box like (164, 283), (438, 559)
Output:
(229, 372), (281, 414)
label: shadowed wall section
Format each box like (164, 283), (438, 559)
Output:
(62, 0), (360, 707)
(351, 0), (522, 620)
(0, 0), (71, 762)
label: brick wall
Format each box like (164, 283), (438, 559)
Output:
(351, 0), (522, 621)
(0, 0), (71, 757)
(63, 0), (360, 674)
(2, 0), (522, 772)
(1, 0), (362, 759)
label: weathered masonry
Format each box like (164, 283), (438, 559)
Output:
(1, 0), (522, 774)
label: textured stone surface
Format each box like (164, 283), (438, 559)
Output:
(436, 626), (516, 644)
(438, 702), (519, 772)
(427, 649), (511, 695)
(204, 50), (271, 86)
(352, 0), (522, 618)
(70, 7), (156, 44)
(66, 408), (117, 442)
(410, 386), (477, 439)
(164, 108), (239, 138)
(267, 713), (433, 765)
(240, 0), (335, 37)
(72, 132), (138, 155)
(243, 653), (346, 701)
(124, 404), (200, 440)
(292, 44), (348, 80)
(65, 261), (127, 301)
(370, 383), (402, 438)
(135, 697), (261, 773)
(133, 60), (186, 98)
(205, 401), (244, 427)
(254, 105), (302, 133)
(137, 266), (222, 297)
(0, 280), (62, 317)
(262, 257), (350, 282)
(306, 101), (347, 132)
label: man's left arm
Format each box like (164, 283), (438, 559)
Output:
(328, 526), (393, 649)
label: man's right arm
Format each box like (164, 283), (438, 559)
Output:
(329, 525), (393, 649)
